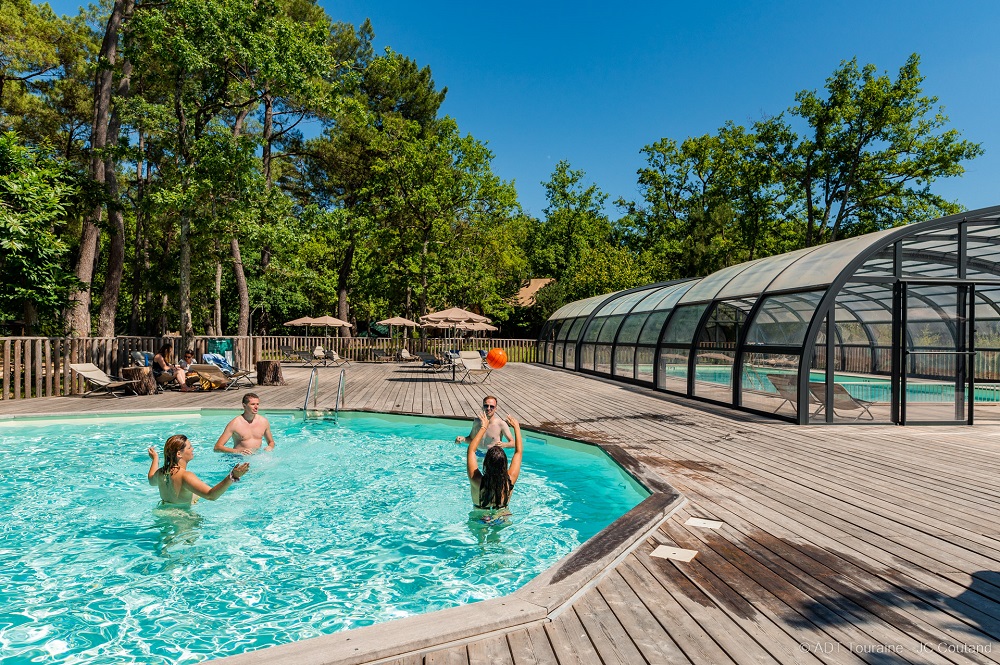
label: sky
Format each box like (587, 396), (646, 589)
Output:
(48, 0), (1000, 220)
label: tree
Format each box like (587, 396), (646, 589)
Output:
(0, 132), (81, 333)
(774, 54), (982, 245)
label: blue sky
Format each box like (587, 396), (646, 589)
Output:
(49, 0), (1000, 219)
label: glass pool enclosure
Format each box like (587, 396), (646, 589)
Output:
(539, 206), (1000, 425)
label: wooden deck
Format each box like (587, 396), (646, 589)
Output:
(4, 362), (1000, 664)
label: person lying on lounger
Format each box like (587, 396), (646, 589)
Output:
(147, 434), (248, 506)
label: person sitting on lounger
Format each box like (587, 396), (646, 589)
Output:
(467, 411), (523, 511)
(152, 344), (193, 392)
(147, 434), (249, 506)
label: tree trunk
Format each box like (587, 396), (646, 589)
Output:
(66, 0), (129, 336)
(128, 133), (148, 335)
(337, 239), (355, 337)
(179, 216), (193, 337)
(213, 257), (223, 335)
(232, 237), (249, 336)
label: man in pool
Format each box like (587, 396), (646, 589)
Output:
(213, 393), (276, 455)
(455, 395), (513, 453)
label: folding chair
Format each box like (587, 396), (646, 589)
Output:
(70, 363), (139, 398)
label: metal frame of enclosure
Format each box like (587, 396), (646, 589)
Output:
(538, 206), (1000, 425)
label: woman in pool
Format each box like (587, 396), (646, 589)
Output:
(467, 411), (523, 512)
(147, 434), (249, 506)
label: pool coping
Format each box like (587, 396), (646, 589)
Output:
(4, 406), (685, 665)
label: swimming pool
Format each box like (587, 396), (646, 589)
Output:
(662, 363), (1000, 403)
(0, 411), (647, 664)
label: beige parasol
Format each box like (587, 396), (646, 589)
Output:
(419, 307), (490, 325)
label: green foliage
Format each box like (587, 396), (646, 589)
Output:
(0, 131), (81, 332)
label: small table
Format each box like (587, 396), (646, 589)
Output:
(256, 360), (285, 386)
(121, 366), (157, 395)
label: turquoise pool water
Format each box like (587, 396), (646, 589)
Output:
(0, 411), (646, 664)
(662, 363), (1000, 403)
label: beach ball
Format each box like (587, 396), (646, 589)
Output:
(486, 347), (507, 369)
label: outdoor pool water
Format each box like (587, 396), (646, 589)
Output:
(0, 411), (647, 665)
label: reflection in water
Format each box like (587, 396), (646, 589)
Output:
(150, 506), (204, 558)
(467, 509), (513, 548)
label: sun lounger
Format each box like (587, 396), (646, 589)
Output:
(187, 364), (231, 391)
(809, 382), (875, 421)
(201, 353), (254, 388)
(324, 349), (350, 367)
(457, 351), (491, 383)
(70, 363), (139, 398)
(415, 352), (446, 371)
(292, 350), (323, 367)
(371, 349), (393, 363)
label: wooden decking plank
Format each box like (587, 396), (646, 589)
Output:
(665, 508), (955, 665)
(658, 431), (1000, 576)
(572, 587), (647, 665)
(423, 644), (469, 665)
(596, 569), (692, 665)
(667, 469), (1000, 653)
(617, 552), (764, 665)
(645, 526), (855, 665)
(466, 634), (513, 665)
(505, 624), (558, 665)
(543, 608), (604, 665)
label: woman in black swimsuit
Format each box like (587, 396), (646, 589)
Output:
(152, 344), (192, 391)
(466, 411), (523, 510)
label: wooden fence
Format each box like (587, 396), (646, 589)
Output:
(1, 336), (537, 401)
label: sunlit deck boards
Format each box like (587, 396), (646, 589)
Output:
(4, 362), (1000, 664)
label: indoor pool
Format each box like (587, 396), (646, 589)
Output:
(0, 411), (647, 664)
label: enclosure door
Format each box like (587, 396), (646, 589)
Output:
(897, 283), (973, 425)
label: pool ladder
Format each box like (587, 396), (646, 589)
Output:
(302, 367), (346, 421)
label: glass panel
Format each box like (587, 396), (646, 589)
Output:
(678, 261), (758, 304)
(595, 344), (613, 374)
(768, 226), (899, 292)
(605, 288), (657, 315)
(555, 342), (565, 366)
(636, 347), (655, 383)
(638, 310), (670, 344)
(693, 349), (735, 403)
(565, 316), (587, 342)
(699, 300), (753, 348)
(900, 232), (958, 279)
(658, 347), (689, 392)
(716, 246), (821, 299)
(900, 284), (968, 423)
(744, 291), (824, 346)
(631, 282), (692, 313)
(614, 346), (635, 378)
(580, 343), (595, 371)
(741, 353), (799, 417)
(661, 304), (709, 344)
(582, 317), (606, 343)
(557, 317), (578, 341)
(597, 315), (626, 343)
(564, 342), (576, 369)
(616, 312), (649, 344)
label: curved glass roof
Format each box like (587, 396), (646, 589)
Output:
(540, 205), (1000, 425)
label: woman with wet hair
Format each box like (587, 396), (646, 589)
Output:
(466, 411), (523, 510)
(147, 434), (249, 506)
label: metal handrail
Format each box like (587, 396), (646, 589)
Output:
(334, 369), (346, 420)
(303, 367), (319, 411)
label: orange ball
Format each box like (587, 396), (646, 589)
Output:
(486, 347), (507, 369)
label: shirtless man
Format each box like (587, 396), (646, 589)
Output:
(214, 393), (275, 455)
(455, 395), (513, 453)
